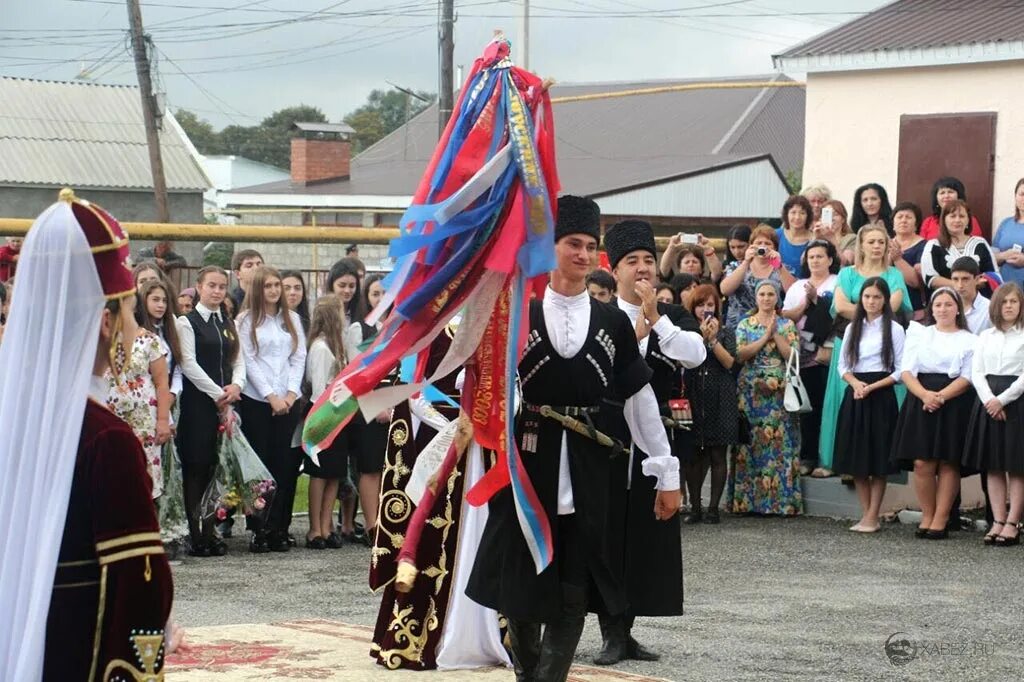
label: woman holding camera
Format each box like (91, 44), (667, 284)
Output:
(719, 224), (796, 331)
(659, 233), (723, 283)
(682, 285), (738, 524)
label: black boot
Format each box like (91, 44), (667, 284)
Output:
(507, 619), (541, 682)
(534, 584), (587, 681)
(624, 616), (660, 661)
(593, 613), (628, 666)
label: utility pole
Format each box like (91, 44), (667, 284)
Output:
(520, 0), (529, 70)
(388, 81), (429, 160)
(438, 0), (454, 139)
(127, 0), (170, 223)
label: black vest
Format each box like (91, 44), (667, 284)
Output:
(520, 299), (622, 407)
(182, 309), (233, 394)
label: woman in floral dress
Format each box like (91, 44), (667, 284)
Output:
(729, 279), (804, 515)
(107, 328), (172, 497)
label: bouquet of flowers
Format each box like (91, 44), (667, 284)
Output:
(158, 404), (188, 542)
(201, 408), (276, 524)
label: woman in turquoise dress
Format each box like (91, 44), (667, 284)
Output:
(729, 279), (803, 515)
(814, 224), (911, 476)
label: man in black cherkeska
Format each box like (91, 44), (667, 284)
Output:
(593, 219), (706, 666)
(466, 196), (682, 682)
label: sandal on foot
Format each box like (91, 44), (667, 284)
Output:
(995, 522), (1021, 547)
(984, 521), (1005, 545)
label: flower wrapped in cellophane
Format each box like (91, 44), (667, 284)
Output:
(158, 405), (188, 543)
(201, 409), (276, 523)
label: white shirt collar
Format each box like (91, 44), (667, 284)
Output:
(195, 302), (221, 322)
(964, 294), (988, 315)
(544, 285), (590, 310)
(616, 297), (642, 315)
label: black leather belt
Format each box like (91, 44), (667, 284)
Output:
(523, 403), (599, 418)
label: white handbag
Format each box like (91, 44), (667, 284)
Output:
(784, 347), (812, 414)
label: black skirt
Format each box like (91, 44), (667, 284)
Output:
(962, 375), (1024, 474)
(303, 426), (351, 479)
(833, 371), (899, 477)
(352, 413), (389, 474)
(891, 373), (974, 469)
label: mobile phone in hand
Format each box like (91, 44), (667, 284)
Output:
(820, 206), (834, 225)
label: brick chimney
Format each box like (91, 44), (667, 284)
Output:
(290, 122), (355, 185)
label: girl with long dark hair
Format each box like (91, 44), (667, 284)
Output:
(850, 183), (893, 235)
(236, 266), (307, 553)
(324, 258), (362, 540)
(832, 277), (905, 532)
(137, 278), (182, 401)
(175, 265), (245, 557)
(816, 225), (911, 477)
(342, 274), (391, 543)
(891, 288), (976, 539)
(280, 269), (311, 334)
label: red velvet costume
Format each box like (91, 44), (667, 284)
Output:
(44, 399), (174, 680)
(369, 325), (473, 670)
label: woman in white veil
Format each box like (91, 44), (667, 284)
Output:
(0, 190), (173, 680)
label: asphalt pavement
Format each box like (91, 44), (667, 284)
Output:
(171, 513), (1024, 681)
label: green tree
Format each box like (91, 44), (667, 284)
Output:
(343, 88), (435, 152)
(174, 109), (218, 154)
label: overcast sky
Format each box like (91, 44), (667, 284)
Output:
(1, 0), (889, 130)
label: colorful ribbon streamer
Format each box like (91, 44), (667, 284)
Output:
(302, 35), (559, 573)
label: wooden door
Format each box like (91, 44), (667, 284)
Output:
(896, 113), (997, 239)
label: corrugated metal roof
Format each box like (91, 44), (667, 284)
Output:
(777, 0), (1024, 58)
(0, 76), (209, 191)
(293, 121), (354, 134)
(231, 74), (804, 200)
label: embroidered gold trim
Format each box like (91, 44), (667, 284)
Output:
(88, 566), (108, 682)
(98, 546), (165, 566)
(54, 580), (100, 589)
(103, 633), (166, 681)
(104, 286), (137, 301)
(58, 558), (98, 567)
(96, 532), (163, 552)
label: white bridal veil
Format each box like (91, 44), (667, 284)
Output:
(0, 202), (107, 680)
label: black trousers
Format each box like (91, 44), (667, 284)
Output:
(799, 364), (829, 466)
(238, 396), (301, 536)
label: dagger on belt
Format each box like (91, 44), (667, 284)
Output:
(537, 405), (630, 457)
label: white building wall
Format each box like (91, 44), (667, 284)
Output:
(801, 60), (1024, 230)
(595, 159), (790, 218)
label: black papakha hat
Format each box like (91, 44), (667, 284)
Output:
(555, 195), (601, 243)
(604, 219), (656, 269)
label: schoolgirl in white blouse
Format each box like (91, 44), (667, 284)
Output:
(176, 265), (245, 557)
(891, 288), (976, 540)
(963, 283), (1024, 546)
(833, 276), (905, 533)
(236, 266), (306, 553)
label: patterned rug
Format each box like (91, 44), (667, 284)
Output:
(166, 619), (668, 681)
